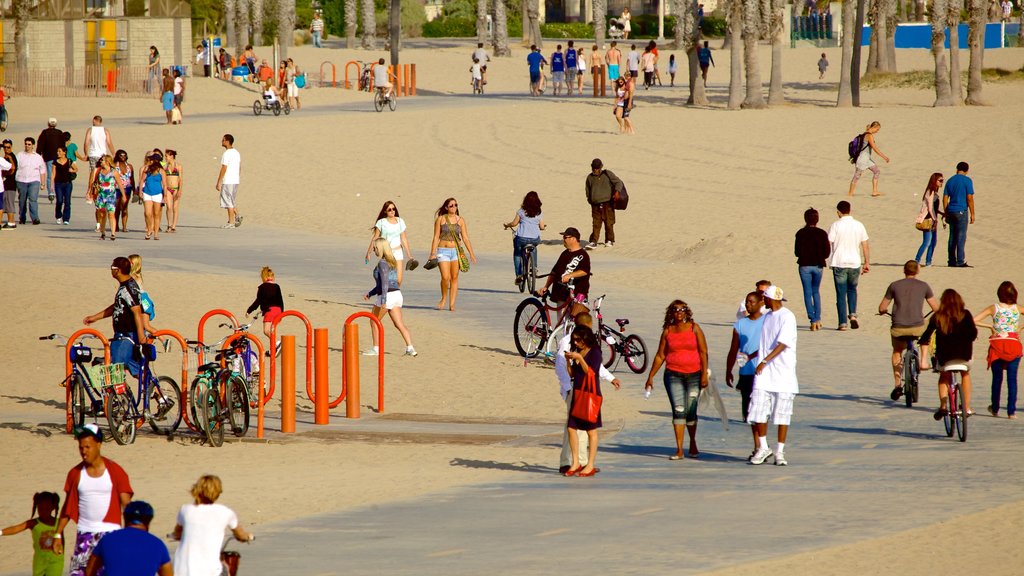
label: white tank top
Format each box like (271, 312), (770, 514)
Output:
(77, 469), (121, 533)
(87, 126), (108, 159)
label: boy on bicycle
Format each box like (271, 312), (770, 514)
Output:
(877, 261), (938, 401)
(83, 257), (147, 377)
(537, 227), (591, 316)
(374, 58), (393, 100)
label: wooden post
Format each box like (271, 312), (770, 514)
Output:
(313, 328), (329, 425)
(344, 323), (360, 419)
(281, 335), (296, 433)
(410, 64), (416, 96)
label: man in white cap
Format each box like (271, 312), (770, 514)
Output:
(748, 285), (798, 466)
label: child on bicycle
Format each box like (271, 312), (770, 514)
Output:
(247, 266), (284, 353)
(503, 191), (545, 289)
(1, 491), (63, 576)
(262, 78), (280, 105)
(919, 288), (978, 420)
(470, 58), (483, 93)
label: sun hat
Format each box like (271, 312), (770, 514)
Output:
(763, 285), (787, 302)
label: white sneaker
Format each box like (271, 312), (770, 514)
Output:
(404, 346), (418, 357)
(361, 348), (379, 356)
(749, 447), (773, 465)
(221, 223), (235, 229)
(774, 451), (788, 466)
(95, 222), (100, 231)
(604, 241), (614, 247)
(56, 219), (63, 225)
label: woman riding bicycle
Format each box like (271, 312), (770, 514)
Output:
(503, 191), (545, 290)
(919, 288), (978, 421)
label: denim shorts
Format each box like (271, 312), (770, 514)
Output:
(436, 247), (458, 262)
(664, 369), (700, 425)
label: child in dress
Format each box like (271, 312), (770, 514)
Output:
(817, 53), (829, 79)
(668, 54), (677, 87)
(1, 492), (63, 576)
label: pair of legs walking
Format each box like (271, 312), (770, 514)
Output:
(833, 267), (860, 329)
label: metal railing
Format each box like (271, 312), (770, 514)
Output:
(1, 64), (173, 98)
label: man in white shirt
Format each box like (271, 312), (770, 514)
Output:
(374, 58), (393, 100)
(748, 286), (798, 466)
(555, 312), (619, 474)
(215, 134), (242, 229)
(827, 200), (870, 331)
(83, 115), (113, 174)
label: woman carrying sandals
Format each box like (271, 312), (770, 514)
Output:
(363, 238), (417, 357)
(643, 300), (709, 460)
(366, 200), (415, 268)
(564, 324), (616, 477)
(428, 197), (477, 312)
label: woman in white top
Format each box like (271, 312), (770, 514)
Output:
(576, 48), (587, 93)
(621, 7), (632, 39)
(974, 281), (1024, 419)
(172, 475), (253, 576)
(365, 200), (414, 266)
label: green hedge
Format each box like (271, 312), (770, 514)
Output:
(627, 14), (725, 38)
(539, 22), (594, 38)
(422, 17), (477, 37)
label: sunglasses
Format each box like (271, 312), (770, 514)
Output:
(447, 204), (458, 208)
(386, 207), (396, 212)
(671, 307), (687, 313)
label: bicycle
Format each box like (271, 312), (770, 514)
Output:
(504, 227), (540, 294)
(513, 278), (585, 362)
(374, 86), (397, 112)
(102, 338), (183, 445)
(931, 360), (970, 442)
(877, 311), (929, 408)
(41, 334), (110, 429)
(591, 294), (648, 373)
(189, 347), (250, 447)
(472, 76), (484, 95)
(187, 317), (266, 411)
(357, 61), (373, 92)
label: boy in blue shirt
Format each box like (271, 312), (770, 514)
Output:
(565, 41), (578, 95)
(726, 291), (766, 461)
(550, 45), (565, 96)
(85, 501), (172, 576)
(526, 45), (546, 96)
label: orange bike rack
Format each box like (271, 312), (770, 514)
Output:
(63, 329), (111, 434)
(344, 60), (361, 89)
(196, 309), (238, 365)
(150, 329), (191, 431)
(342, 312), (386, 416)
(225, 333), (267, 439)
(319, 61), (337, 87)
(269, 310), (312, 407)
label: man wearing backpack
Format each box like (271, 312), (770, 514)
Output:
(584, 158), (623, 249)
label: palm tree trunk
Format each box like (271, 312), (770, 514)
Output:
(837, 0), (855, 106)
(947, 1), (963, 103)
(390, 0), (401, 64)
(672, 0), (686, 47)
(251, 0), (263, 46)
(278, 0), (295, 50)
(931, 0), (954, 105)
(767, 0), (784, 104)
(361, 0), (377, 49)
(684, 0), (708, 105)
(346, 0), (358, 48)
(527, 0), (543, 48)
(238, 0), (250, 51)
(13, 0), (29, 71)
(593, 0), (607, 49)
(965, 0), (986, 104)
(493, 0), (512, 56)
(867, 0), (879, 73)
(727, 0), (744, 109)
(225, 0), (237, 52)
(477, 0), (489, 44)
(741, 0), (766, 108)
(885, 3), (897, 71)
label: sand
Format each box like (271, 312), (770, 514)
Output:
(1, 39), (1023, 574)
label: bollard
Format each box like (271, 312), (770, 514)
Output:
(410, 64), (416, 96)
(314, 327), (329, 425)
(600, 65), (606, 97)
(281, 335), (296, 433)
(344, 323), (360, 419)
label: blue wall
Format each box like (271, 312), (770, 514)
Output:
(860, 22), (1012, 49)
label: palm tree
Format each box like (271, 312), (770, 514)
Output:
(13, 0), (29, 71)
(884, 0), (898, 70)
(683, 0), (708, 105)
(593, 0), (607, 49)
(390, 0), (400, 63)
(947, 0), (963, 103)
(251, 0), (264, 46)
(237, 0), (250, 51)
(931, 0), (954, 106)
(224, 0), (237, 50)
(493, 0), (512, 56)
(672, 0), (686, 48)
(477, 0), (489, 44)
(767, 0), (784, 104)
(837, 0), (855, 106)
(727, 0), (744, 108)
(361, 0), (377, 49)
(278, 0), (296, 50)
(526, 0), (543, 48)
(965, 0), (987, 105)
(741, 0), (766, 108)
(346, 0), (358, 48)
(866, 0), (880, 73)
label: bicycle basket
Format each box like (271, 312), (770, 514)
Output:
(69, 345), (93, 364)
(85, 363), (129, 395)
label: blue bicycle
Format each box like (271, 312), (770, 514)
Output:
(103, 338), (182, 444)
(42, 334), (109, 429)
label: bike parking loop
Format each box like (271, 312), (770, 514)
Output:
(318, 61), (337, 87)
(314, 328), (329, 425)
(149, 329), (192, 431)
(64, 328), (111, 434)
(196, 309), (239, 365)
(269, 310), (313, 406)
(225, 333), (267, 439)
(342, 312), (386, 417)
(344, 60), (361, 89)
(281, 335), (296, 434)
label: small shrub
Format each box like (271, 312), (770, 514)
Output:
(700, 15), (727, 37)
(539, 22), (593, 38)
(422, 17), (476, 37)
(508, 18), (523, 38)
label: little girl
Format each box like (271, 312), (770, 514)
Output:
(1, 492), (63, 576)
(363, 238), (417, 357)
(246, 266), (284, 351)
(668, 54), (677, 87)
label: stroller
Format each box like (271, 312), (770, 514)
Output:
(608, 18), (626, 39)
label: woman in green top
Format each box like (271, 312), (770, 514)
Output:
(0, 492), (64, 576)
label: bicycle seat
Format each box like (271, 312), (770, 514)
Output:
(615, 318), (630, 329)
(198, 362), (221, 373)
(940, 361), (971, 372)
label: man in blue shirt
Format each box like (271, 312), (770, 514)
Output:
(565, 41), (578, 95)
(526, 45), (546, 96)
(942, 161), (975, 268)
(727, 291), (766, 461)
(550, 45), (565, 96)
(86, 501), (172, 576)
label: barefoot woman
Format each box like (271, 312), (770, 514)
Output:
(428, 197), (477, 311)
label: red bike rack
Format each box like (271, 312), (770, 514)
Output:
(269, 310), (313, 406)
(343, 312), (385, 414)
(224, 333), (267, 439)
(64, 329), (111, 434)
(344, 60), (361, 89)
(150, 329), (192, 431)
(196, 309), (238, 365)
(319, 61), (336, 87)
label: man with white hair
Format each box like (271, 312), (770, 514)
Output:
(748, 285), (799, 466)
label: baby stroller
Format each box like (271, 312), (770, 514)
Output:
(608, 18), (626, 39)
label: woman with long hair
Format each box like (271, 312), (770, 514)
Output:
(503, 191), (546, 288)
(139, 153), (167, 240)
(643, 300), (709, 460)
(794, 207), (830, 331)
(128, 254), (157, 335)
(365, 200), (414, 267)
(919, 289), (978, 420)
(164, 149), (182, 232)
(848, 120), (891, 197)
(146, 46), (160, 94)
(50, 146), (76, 225)
(112, 150), (135, 233)
(974, 281), (1024, 419)
(428, 197), (477, 311)
(172, 475), (254, 576)
(90, 154), (124, 241)
(565, 324), (612, 477)
(915, 172), (944, 267)
(363, 238), (417, 357)
(613, 77), (634, 134)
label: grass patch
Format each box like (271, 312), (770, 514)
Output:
(862, 68), (1024, 90)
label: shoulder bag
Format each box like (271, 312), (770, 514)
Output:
(570, 368), (602, 423)
(915, 218), (933, 232)
(445, 215), (470, 273)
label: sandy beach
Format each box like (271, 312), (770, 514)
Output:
(1, 39), (1023, 574)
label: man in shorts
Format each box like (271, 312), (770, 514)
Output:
(627, 44), (640, 79)
(698, 40), (715, 85)
(472, 42), (490, 85)
(564, 41), (578, 95)
(374, 57), (393, 100)
(215, 134), (242, 228)
(605, 41), (622, 81)
(749, 285), (798, 466)
(526, 45), (546, 96)
(550, 45), (566, 96)
(727, 290), (766, 460)
(83, 256), (147, 376)
(878, 260), (938, 401)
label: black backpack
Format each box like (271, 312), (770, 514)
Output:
(848, 133), (868, 163)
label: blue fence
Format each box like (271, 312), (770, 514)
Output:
(860, 22), (1016, 48)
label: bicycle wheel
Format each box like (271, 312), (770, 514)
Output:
(546, 322), (574, 362)
(225, 374), (250, 437)
(955, 378), (967, 442)
(70, 373), (88, 429)
(526, 249), (537, 294)
(284, 102), (291, 115)
(623, 334), (650, 374)
(272, 101), (282, 116)
(200, 389), (224, 447)
(253, 100), (263, 116)
(943, 381), (955, 437)
(374, 92), (385, 112)
(388, 95), (397, 111)
(147, 376), (182, 435)
(105, 391), (137, 445)
(188, 376), (208, 432)
(514, 298), (548, 358)
(902, 351), (917, 408)
(599, 326), (618, 369)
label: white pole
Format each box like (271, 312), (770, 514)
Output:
(658, 0), (665, 41)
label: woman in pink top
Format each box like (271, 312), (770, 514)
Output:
(644, 300), (709, 459)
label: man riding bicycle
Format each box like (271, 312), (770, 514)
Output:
(83, 257), (148, 377)
(537, 227), (591, 316)
(374, 58), (393, 100)
(877, 260), (938, 401)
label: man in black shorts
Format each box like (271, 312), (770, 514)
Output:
(537, 227), (591, 314)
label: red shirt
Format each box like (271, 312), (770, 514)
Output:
(61, 457), (133, 526)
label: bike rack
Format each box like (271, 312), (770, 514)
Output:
(225, 333), (267, 439)
(269, 310), (313, 406)
(196, 309), (239, 365)
(342, 312), (386, 415)
(63, 329), (111, 434)
(344, 60), (361, 89)
(319, 61), (336, 87)
(149, 329), (192, 432)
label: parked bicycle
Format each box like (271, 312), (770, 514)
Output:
(591, 295), (648, 373)
(513, 278), (584, 362)
(41, 334), (109, 429)
(188, 317), (265, 411)
(189, 348), (250, 447)
(103, 338), (182, 445)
